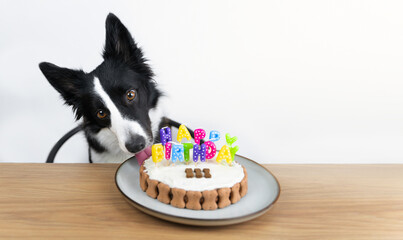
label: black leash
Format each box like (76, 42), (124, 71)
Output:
(46, 125), (82, 163)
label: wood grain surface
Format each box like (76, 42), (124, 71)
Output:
(0, 163), (402, 239)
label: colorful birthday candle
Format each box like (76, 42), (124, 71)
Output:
(216, 145), (232, 164)
(204, 141), (217, 159)
(229, 145), (239, 161)
(165, 142), (172, 160)
(160, 127), (172, 146)
(209, 130), (220, 142)
(182, 143), (193, 162)
(193, 143), (206, 162)
(225, 133), (238, 147)
(171, 144), (184, 163)
(225, 133), (239, 161)
(152, 144), (164, 164)
(194, 129), (206, 145)
(177, 124), (191, 143)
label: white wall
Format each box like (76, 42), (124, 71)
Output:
(1, 0), (402, 163)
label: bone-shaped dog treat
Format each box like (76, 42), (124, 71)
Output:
(157, 182), (171, 204)
(140, 171), (149, 191)
(185, 168), (194, 178)
(185, 191), (202, 210)
(194, 168), (203, 178)
(230, 183), (241, 204)
(240, 177), (248, 197)
(171, 188), (186, 208)
(139, 165), (149, 191)
(240, 166), (248, 197)
(202, 190), (218, 210)
(202, 168), (211, 178)
(146, 178), (159, 199)
(217, 188), (231, 208)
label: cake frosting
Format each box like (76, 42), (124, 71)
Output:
(143, 156), (244, 191)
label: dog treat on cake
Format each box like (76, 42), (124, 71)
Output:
(157, 183), (171, 204)
(139, 125), (247, 210)
(185, 191), (202, 210)
(194, 168), (203, 178)
(202, 190), (218, 210)
(203, 168), (212, 178)
(185, 168), (194, 178)
(217, 188), (232, 208)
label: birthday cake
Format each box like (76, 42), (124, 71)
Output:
(139, 125), (248, 210)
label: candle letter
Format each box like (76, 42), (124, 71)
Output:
(172, 144), (184, 163)
(165, 142), (172, 160)
(209, 130), (220, 142)
(182, 143), (193, 162)
(177, 124), (192, 143)
(193, 143), (206, 162)
(204, 141), (217, 159)
(194, 128), (206, 145)
(152, 144), (164, 163)
(159, 127), (172, 146)
(216, 145), (232, 163)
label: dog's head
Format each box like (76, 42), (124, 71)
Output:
(39, 13), (161, 155)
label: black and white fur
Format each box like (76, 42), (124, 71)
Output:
(39, 13), (179, 163)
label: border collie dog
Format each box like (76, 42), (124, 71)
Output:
(39, 13), (181, 163)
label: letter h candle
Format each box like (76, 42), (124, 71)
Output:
(159, 127), (172, 146)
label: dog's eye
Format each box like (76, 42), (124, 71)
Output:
(126, 89), (136, 101)
(96, 110), (107, 119)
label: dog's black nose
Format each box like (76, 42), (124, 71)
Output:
(125, 136), (146, 153)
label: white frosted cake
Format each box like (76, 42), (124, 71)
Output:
(139, 125), (247, 210)
(140, 155), (247, 210)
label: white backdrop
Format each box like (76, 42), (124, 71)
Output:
(0, 0), (402, 163)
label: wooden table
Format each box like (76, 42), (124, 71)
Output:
(0, 164), (402, 239)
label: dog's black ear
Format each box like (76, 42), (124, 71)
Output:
(39, 62), (86, 119)
(103, 13), (153, 79)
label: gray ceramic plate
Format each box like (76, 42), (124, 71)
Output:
(115, 155), (280, 226)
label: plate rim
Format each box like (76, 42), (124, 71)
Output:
(114, 154), (281, 225)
